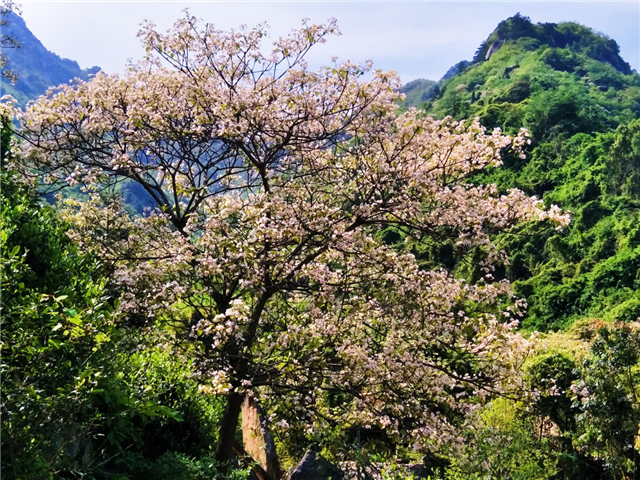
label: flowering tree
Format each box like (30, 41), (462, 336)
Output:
(8, 14), (569, 463)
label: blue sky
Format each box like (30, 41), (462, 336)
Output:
(18, 1), (640, 84)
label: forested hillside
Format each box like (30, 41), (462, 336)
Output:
(413, 14), (640, 330)
(0, 11), (100, 106)
(3, 10), (640, 480)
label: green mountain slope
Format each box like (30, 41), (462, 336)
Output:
(426, 14), (639, 129)
(0, 12), (101, 106)
(419, 14), (640, 330)
(399, 78), (438, 107)
(0, 13), (155, 210)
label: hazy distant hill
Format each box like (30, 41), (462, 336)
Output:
(0, 12), (101, 106)
(399, 78), (437, 107)
(400, 61), (470, 108)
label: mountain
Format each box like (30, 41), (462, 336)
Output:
(399, 78), (438, 106)
(423, 14), (639, 129)
(412, 14), (640, 330)
(0, 12), (101, 106)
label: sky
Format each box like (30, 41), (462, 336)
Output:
(16, 1), (640, 84)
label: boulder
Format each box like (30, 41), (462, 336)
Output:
(289, 450), (344, 480)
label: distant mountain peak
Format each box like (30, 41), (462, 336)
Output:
(400, 15), (637, 110)
(0, 11), (102, 106)
(398, 78), (438, 108)
(473, 13), (632, 74)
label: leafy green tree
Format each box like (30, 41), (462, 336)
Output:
(519, 324), (640, 479)
(445, 398), (558, 480)
(570, 325), (640, 478)
(1, 170), (123, 477)
(0, 139), (241, 478)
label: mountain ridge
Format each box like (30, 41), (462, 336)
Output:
(0, 12), (101, 106)
(401, 13), (636, 111)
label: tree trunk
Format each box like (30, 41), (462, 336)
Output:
(215, 390), (245, 463)
(215, 291), (272, 464)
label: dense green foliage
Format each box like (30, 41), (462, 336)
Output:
(429, 323), (639, 480)
(525, 324), (640, 479)
(418, 14), (640, 330)
(0, 168), (245, 478)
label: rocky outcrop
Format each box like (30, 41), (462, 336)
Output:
(485, 37), (505, 60)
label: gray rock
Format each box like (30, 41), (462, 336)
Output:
(289, 450), (344, 480)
